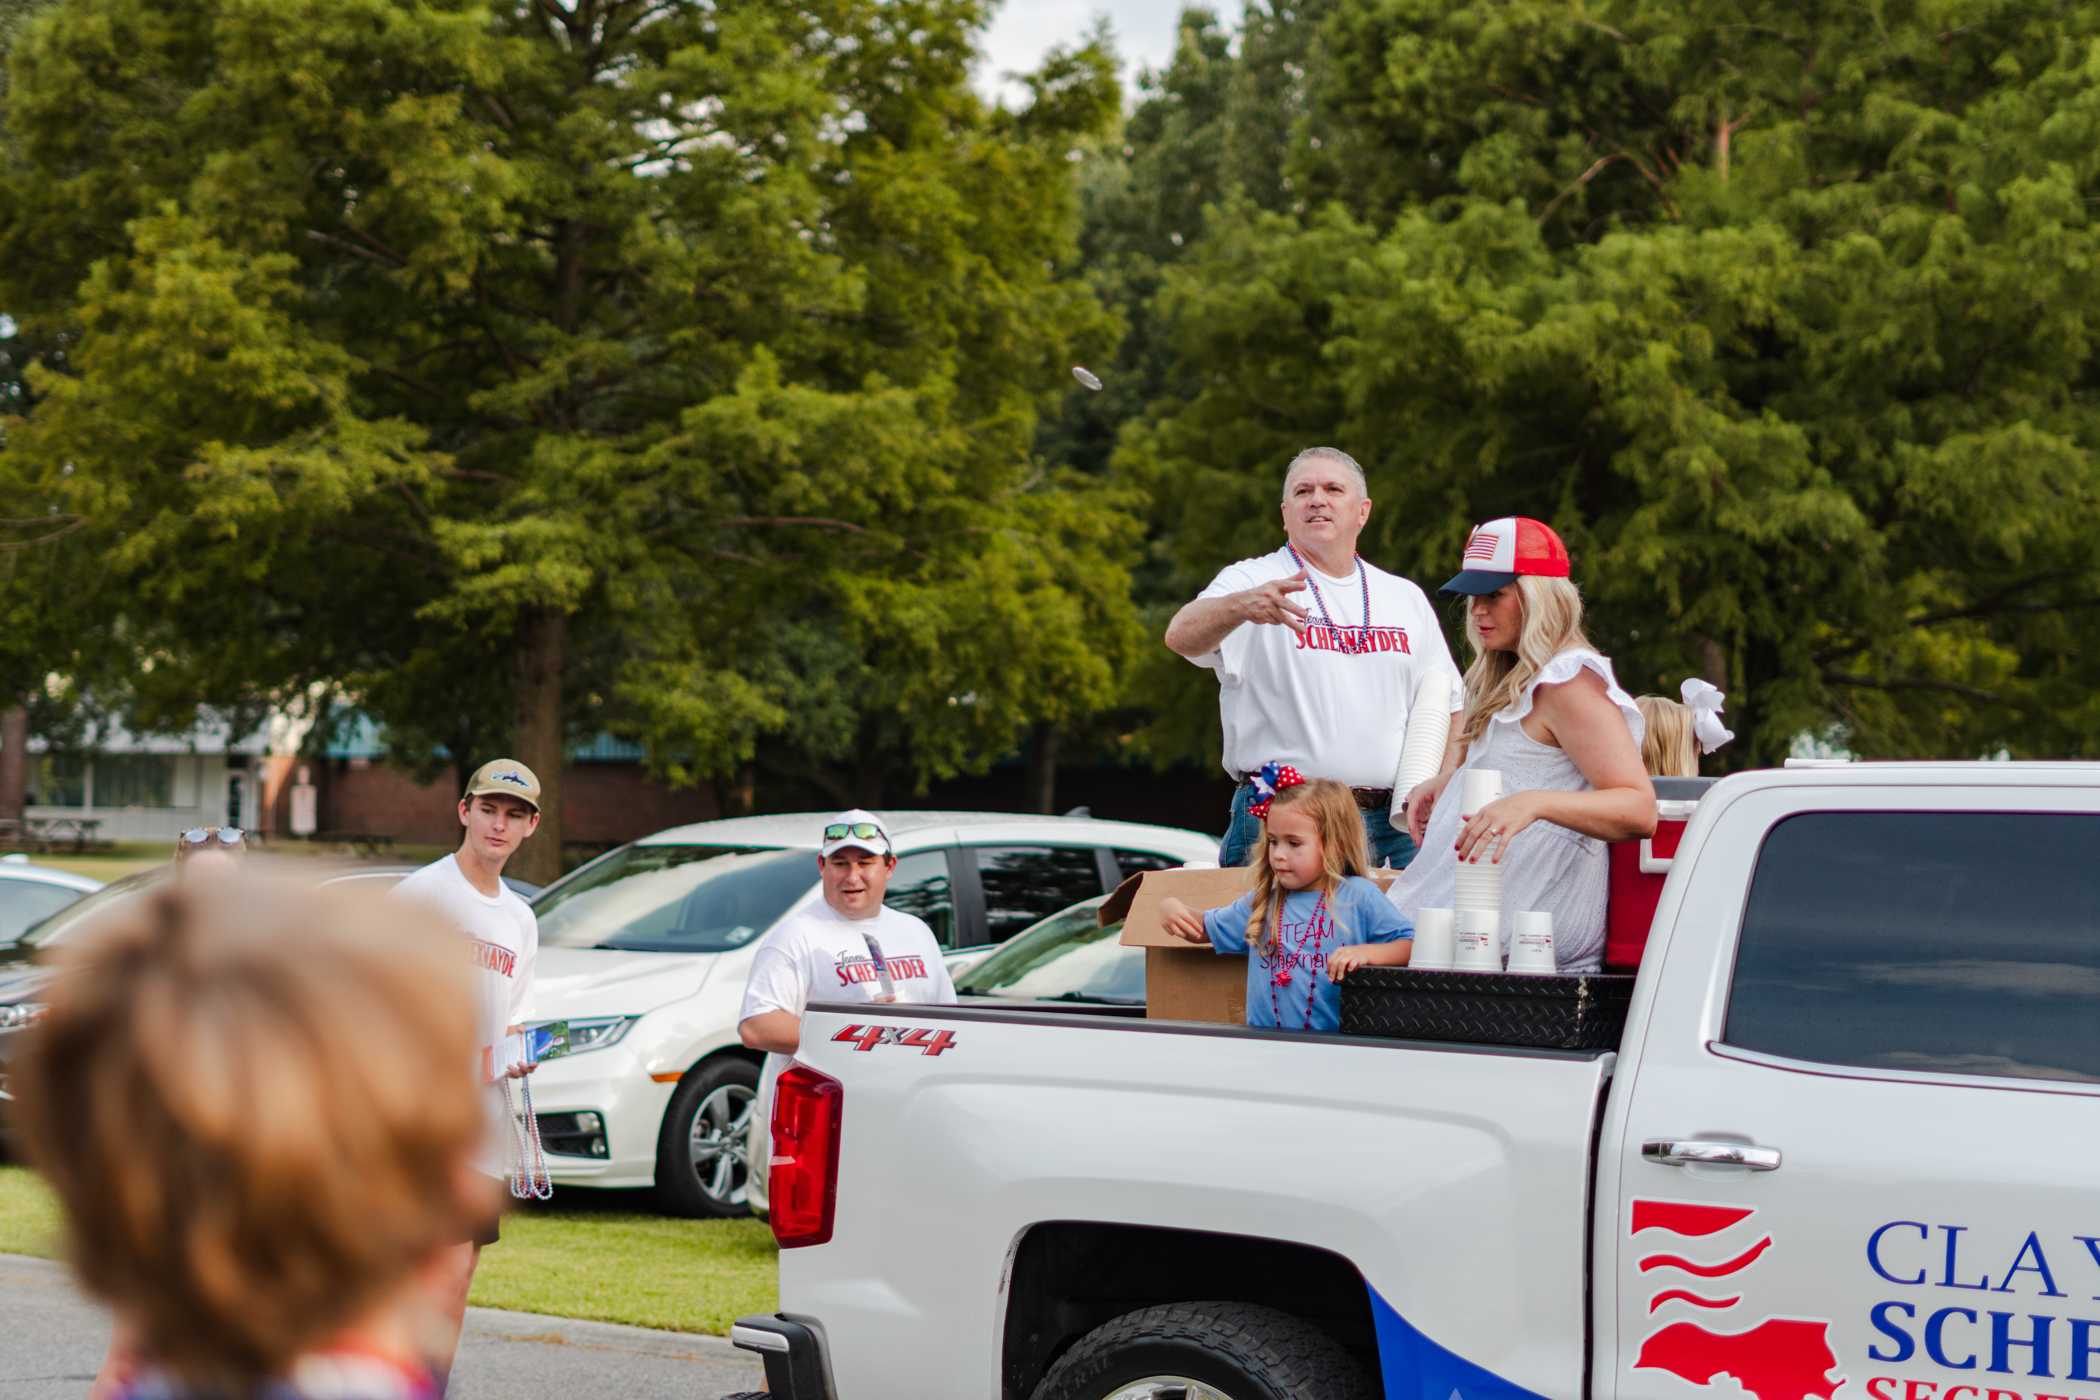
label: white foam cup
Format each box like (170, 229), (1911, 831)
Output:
(1454, 908), (1502, 972)
(1410, 908), (1456, 971)
(1459, 767), (1505, 816)
(1508, 910), (1558, 975)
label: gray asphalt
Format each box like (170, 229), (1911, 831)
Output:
(0, 1255), (765, 1400)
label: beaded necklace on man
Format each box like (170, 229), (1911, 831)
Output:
(1265, 887), (1335, 1027)
(1285, 544), (1371, 646)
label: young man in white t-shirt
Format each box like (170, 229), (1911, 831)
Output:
(391, 757), (543, 1384)
(1163, 445), (1465, 868)
(738, 809), (955, 1213)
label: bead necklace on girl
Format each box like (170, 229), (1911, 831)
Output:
(1161, 767), (1414, 1032)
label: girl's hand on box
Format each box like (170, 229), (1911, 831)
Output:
(1159, 897), (1211, 945)
(1326, 944), (1381, 982)
(1455, 791), (1547, 865)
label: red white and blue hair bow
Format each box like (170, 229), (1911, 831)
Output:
(1247, 761), (1305, 820)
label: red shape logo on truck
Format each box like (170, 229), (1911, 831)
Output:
(1631, 1198), (1843, 1400)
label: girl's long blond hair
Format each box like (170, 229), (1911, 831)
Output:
(1458, 575), (1595, 746)
(1246, 779), (1368, 954)
(1636, 696), (1698, 778)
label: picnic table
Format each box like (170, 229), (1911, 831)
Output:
(0, 816), (106, 852)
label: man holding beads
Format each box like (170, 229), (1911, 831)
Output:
(1164, 446), (1463, 868)
(391, 757), (544, 1384)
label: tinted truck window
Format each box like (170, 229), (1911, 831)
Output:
(971, 847), (1109, 944)
(1724, 811), (2100, 1084)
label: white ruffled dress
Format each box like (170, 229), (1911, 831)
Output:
(1384, 648), (1645, 974)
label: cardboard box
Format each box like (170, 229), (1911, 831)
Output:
(1103, 865), (1400, 1025)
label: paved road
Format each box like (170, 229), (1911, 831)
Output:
(0, 1255), (765, 1400)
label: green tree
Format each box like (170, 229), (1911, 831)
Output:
(1, 0), (1134, 876)
(1120, 0), (2100, 766)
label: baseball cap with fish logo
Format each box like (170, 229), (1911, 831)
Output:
(463, 758), (541, 812)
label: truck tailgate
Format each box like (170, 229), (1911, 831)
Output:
(781, 1001), (1612, 1400)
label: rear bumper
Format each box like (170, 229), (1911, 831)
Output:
(727, 1313), (835, 1400)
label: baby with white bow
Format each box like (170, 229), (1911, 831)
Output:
(1636, 678), (1736, 777)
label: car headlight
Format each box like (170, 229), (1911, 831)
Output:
(0, 1003), (47, 1031)
(547, 1015), (640, 1055)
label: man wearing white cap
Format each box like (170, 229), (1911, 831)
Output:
(390, 757), (544, 1384)
(1165, 446), (1464, 868)
(739, 810), (956, 1213)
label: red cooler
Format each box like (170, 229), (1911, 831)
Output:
(1604, 777), (1713, 972)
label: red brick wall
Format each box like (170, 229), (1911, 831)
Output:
(292, 760), (719, 848)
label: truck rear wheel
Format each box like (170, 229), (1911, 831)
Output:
(1029, 1301), (1375, 1400)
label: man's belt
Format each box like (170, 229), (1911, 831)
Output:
(1236, 775), (1392, 812)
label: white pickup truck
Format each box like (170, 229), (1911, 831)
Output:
(725, 763), (2100, 1400)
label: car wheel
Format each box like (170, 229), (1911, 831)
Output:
(1029, 1302), (1375, 1400)
(654, 1056), (760, 1219)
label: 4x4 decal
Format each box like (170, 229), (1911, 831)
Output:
(832, 1024), (958, 1056)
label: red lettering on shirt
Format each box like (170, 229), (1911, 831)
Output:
(1293, 624), (1410, 655)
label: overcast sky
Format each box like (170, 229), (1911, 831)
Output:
(976, 1), (1246, 102)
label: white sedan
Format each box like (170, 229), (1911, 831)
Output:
(519, 810), (1217, 1217)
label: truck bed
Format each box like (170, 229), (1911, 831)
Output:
(785, 1000), (1614, 1399)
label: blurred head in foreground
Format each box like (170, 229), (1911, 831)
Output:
(13, 872), (492, 1394)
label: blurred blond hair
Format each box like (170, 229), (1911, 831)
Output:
(13, 872), (485, 1393)
(1636, 696), (1699, 778)
(1245, 778), (1370, 955)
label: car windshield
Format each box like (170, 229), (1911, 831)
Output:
(955, 898), (1142, 1005)
(7, 870), (164, 964)
(535, 844), (813, 953)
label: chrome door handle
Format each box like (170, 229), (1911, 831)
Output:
(1642, 1139), (1782, 1171)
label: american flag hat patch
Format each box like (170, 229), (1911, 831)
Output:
(1439, 516), (1572, 595)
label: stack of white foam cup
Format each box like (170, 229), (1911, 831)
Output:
(1507, 910), (1557, 975)
(1410, 907), (1456, 971)
(1389, 672), (1454, 824)
(1452, 767), (1505, 969)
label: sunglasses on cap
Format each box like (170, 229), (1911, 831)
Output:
(824, 821), (884, 842)
(180, 827), (244, 848)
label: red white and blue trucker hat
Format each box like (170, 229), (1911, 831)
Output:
(1439, 517), (1572, 595)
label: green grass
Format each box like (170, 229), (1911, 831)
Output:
(0, 1167), (778, 1335)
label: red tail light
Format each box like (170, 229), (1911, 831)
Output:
(769, 1065), (843, 1248)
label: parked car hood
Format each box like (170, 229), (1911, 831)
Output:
(531, 945), (723, 1018)
(0, 965), (54, 1006)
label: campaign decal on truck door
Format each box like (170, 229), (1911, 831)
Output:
(1633, 1198), (2100, 1400)
(1632, 1198), (1842, 1400)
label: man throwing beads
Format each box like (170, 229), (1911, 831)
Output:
(1164, 446), (1463, 869)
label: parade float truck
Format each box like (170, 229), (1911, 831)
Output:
(724, 763), (2100, 1400)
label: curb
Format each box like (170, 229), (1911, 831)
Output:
(1, 1254), (744, 1358)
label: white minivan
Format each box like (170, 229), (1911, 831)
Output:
(521, 809), (1217, 1216)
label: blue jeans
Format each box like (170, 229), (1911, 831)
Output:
(1218, 782), (1420, 870)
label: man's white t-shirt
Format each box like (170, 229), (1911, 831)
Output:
(739, 900), (956, 1109)
(394, 853), (538, 1176)
(1194, 545), (1464, 788)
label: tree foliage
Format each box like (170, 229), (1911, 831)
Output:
(0, 0), (1136, 873)
(1114, 0), (2100, 766)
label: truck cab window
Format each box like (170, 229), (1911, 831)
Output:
(1724, 810), (2100, 1084)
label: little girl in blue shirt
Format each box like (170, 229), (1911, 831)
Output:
(1161, 770), (1413, 1032)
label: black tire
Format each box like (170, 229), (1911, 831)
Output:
(1030, 1301), (1376, 1400)
(653, 1055), (760, 1218)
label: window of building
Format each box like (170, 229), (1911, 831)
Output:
(94, 755), (174, 808)
(1723, 811), (2100, 1085)
(30, 753), (86, 808)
